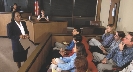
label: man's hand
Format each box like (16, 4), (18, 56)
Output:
(119, 42), (125, 51)
(100, 46), (105, 50)
(101, 58), (107, 64)
(102, 49), (107, 54)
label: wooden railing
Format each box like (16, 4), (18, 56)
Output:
(18, 33), (102, 72)
(18, 33), (52, 72)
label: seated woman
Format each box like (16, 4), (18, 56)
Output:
(37, 10), (49, 21)
(52, 34), (82, 58)
(11, 3), (21, 12)
(89, 24), (115, 54)
(47, 42), (87, 72)
(75, 56), (89, 72)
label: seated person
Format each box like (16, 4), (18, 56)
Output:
(11, 3), (21, 12)
(94, 32), (133, 72)
(37, 10), (49, 21)
(93, 31), (125, 55)
(48, 42), (87, 72)
(74, 56), (89, 72)
(60, 34), (98, 72)
(89, 24), (115, 54)
(54, 27), (88, 50)
(52, 34), (82, 58)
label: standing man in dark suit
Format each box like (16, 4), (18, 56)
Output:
(7, 11), (29, 68)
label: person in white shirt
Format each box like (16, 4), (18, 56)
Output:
(37, 10), (49, 21)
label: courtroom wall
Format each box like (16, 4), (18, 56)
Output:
(100, 0), (110, 27)
(116, 0), (133, 32)
(3, 0), (34, 13)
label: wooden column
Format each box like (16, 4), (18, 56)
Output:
(108, 0), (120, 29)
(96, 0), (102, 21)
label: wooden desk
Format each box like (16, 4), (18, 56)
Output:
(0, 12), (12, 36)
(26, 21), (67, 43)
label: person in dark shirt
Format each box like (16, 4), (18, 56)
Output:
(11, 3), (21, 12)
(7, 11), (29, 68)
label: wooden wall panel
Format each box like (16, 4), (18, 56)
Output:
(0, 12), (12, 36)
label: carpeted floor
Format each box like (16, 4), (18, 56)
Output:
(0, 38), (37, 72)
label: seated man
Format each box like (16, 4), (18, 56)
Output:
(100, 31), (125, 54)
(93, 31), (125, 62)
(54, 27), (88, 50)
(94, 32), (133, 72)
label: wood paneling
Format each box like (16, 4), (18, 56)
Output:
(0, 12), (32, 36)
(25, 21), (68, 43)
(18, 33), (102, 72)
(18, 33), (52, 72)
(0, 12), (12, 36)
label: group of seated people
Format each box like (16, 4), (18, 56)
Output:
(47, 24), (133, 72)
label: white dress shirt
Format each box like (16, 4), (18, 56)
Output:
(15, 21), (25, 35)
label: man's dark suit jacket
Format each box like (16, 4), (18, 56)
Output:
(7, 21), (29, 52)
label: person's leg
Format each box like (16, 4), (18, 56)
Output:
(90, 46), (104, 54)
(55, 42), (66, 49)
(16, 62), (21, 68)
(93, 52), (105, 62)
(97, 63), (113, 72)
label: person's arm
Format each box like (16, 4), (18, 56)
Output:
(102, 34), (114, 47)
(7, 23), (20, 40)
(66, 41), (75, 50)
(106, 47), (118, 59)
(115, 50), (133, 67)
(58, 56), (76, 70)
(59, 56), (71, 63)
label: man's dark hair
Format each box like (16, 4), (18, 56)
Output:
(73, 34), (82, 43)
(117, 31), (125, 38)
(128, 32), (133, 42)
(74, 27), (81, 34)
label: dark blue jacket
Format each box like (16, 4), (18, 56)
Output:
(7, 21), (29, 52)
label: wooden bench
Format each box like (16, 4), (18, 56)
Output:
(17, 33), (102, 72)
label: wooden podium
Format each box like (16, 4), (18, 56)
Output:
(25, 20), (67, 43)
